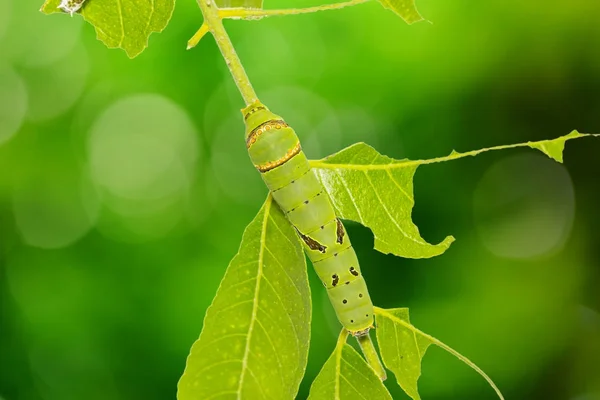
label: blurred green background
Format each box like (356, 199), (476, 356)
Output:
(1, 0), (599, 399)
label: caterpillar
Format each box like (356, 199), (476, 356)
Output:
(244, 101), (374, 336)
(58, 0), (87, 15)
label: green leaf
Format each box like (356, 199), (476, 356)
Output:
(310, 143), (454, 259)
(310, 130), (597, 259)
(216, 0), (263, 8)
(378, 0), (425, 24)
(178, 196), (311, 400)
(308, 330), (392, 400)
(40, 0), (175, 58)
(374, 307), (504, 400)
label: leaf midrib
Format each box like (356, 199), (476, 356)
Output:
(309, 132), (593, 171)
(236, 196), (273, 399)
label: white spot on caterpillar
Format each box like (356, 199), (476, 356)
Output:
(58, 0), (87, 16)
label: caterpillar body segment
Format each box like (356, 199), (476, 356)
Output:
(243, 101), (375, 334)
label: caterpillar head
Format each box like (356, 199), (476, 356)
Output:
(242, 101), (283, 138)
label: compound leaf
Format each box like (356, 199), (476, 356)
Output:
(308, 330), (392, 400)
(40, 0), (175, 58)
(374, 307), (503, 400)
(178, 195), (311, 400)
(310, 130), (597, 259)
(378, 0), (425, 24)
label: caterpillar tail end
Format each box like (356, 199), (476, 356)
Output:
(355, 330), (387, 381)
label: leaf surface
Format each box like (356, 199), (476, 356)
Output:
(178, 196), (311, 400)
(310, 130), (597, 259)
(374, 307), (503, 400)
(40, 0), (175, 58)
(378, 0), (424, 24)
(308, 331), (392, 400)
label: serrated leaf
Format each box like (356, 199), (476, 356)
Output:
(40, 0), (175, 58)
(378, 0), (424, 24)
(216, 0), (263, 8)
(178, 195), (311, 400)
(308, 331), (392, 400)
(310, 130), (597, 259)
(374, 307), (504, 400)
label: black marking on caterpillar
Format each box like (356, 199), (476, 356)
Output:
(349, 266), (359, 276)
(336, 218), (345, 244)
(296, 228), (326, 253)
(332, 274), (339, 287)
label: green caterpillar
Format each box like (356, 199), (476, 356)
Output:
(243, 101), (374, 335)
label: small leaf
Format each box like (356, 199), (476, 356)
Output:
(41, 0), (175, 58)
(310, 130), (597, 259)
(374, 307), (504, 400)
(308, 330), (392, 400)
(378, 0), (425, 24)
(216, 0), (263, 8)
(178, 196), (311, 400)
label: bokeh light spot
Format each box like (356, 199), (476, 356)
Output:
(3, 0), (83, 68)
(12, 168), (100, 249)
(0, 64), (27, 145)
(210, 111), (265, 205)
(236, 18), (325, 89)
(89, 94), (199, 241)
(23, 43), (89, 122)
(474, 153), (575, 259)
(261, 86), (341, 158)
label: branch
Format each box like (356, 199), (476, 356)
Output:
(195, 0), (258, 105)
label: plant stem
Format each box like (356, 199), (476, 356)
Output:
(219, 0), (371, 20)
(196, 0), (258, 106)
(356, 332), (387, 381)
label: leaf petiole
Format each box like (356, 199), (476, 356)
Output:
(187, 23), (209, 50)
(218, 0), (371, 20)
(356, 331), (387, 381)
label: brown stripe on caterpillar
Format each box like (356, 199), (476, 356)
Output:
(246, 119), (289, 148)
(256, 142), (301, 172)
(336, 218), (345, 244)
(295, 227), (327, 253)
(243, 105), (266, 120)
